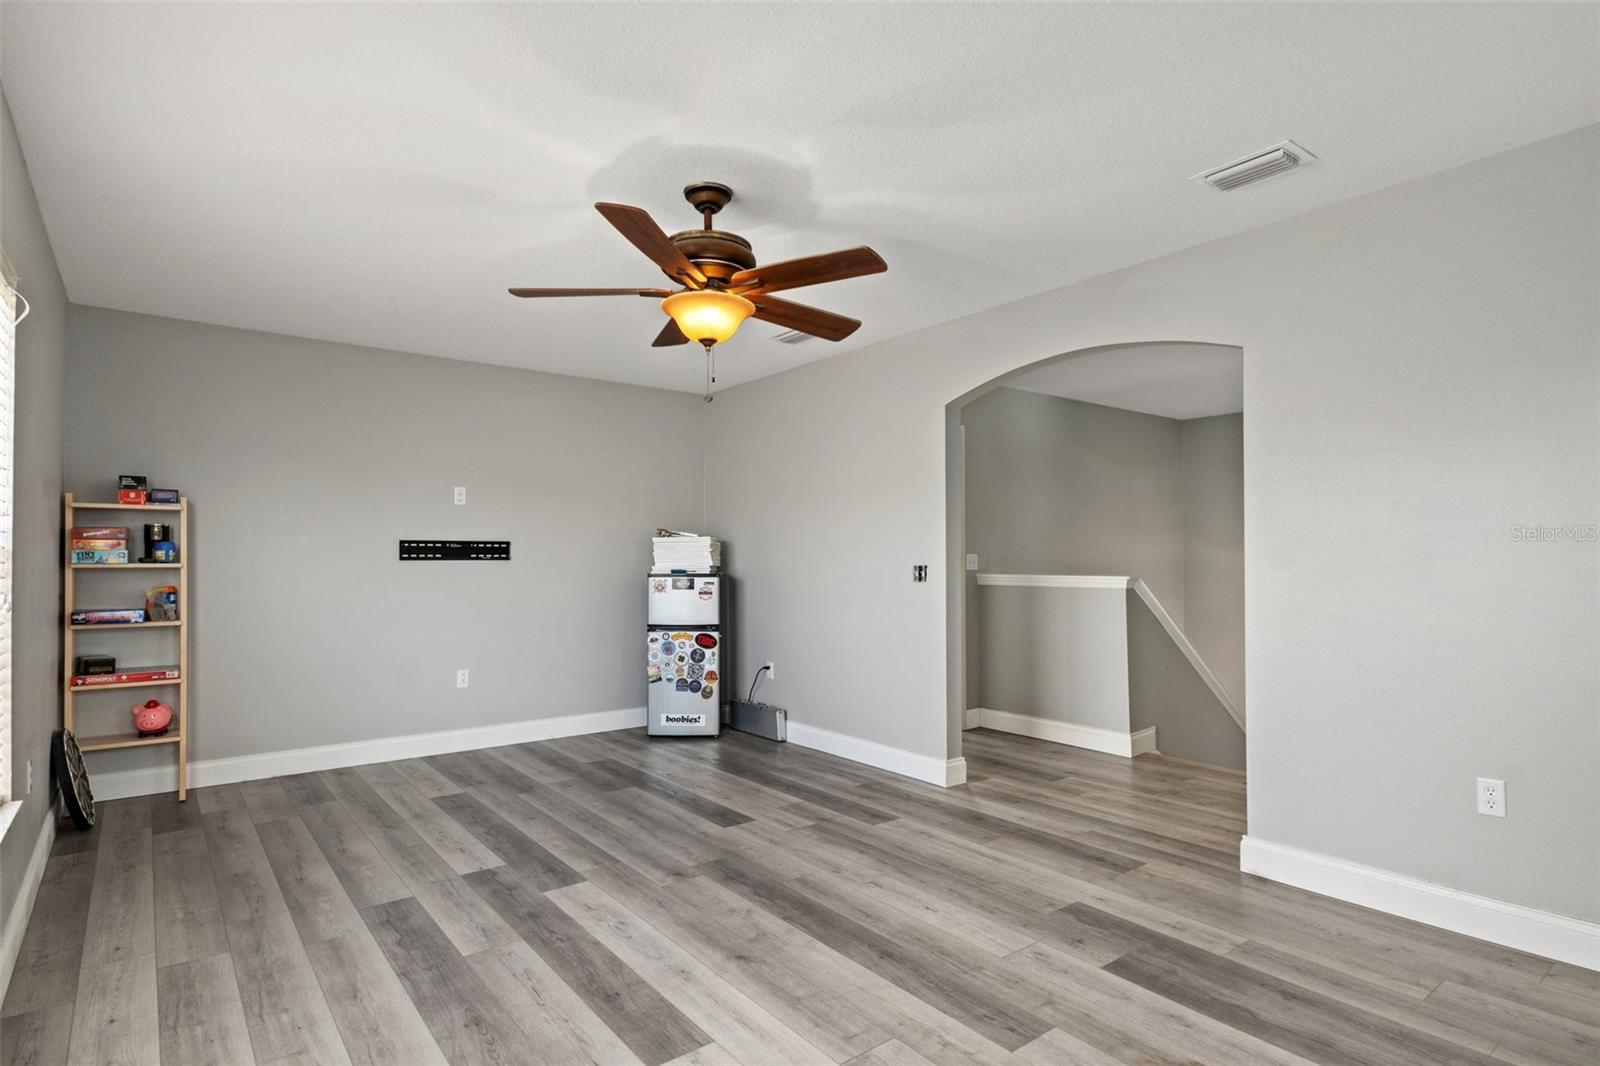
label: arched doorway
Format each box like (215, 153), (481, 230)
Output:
(945, 340), (1246, 777)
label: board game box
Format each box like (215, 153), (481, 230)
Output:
(71, 549), (129, 565)
(70, 608), (147, 625)
(69, 665), (179, 688)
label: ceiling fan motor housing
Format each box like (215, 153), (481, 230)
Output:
(669, 229), (756, 282)
(672, 182), (752, 283)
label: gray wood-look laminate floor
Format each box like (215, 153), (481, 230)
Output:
(3, 727), (1595, 1066)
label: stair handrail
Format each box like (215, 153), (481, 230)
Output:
(1128, 578), (1246, 731)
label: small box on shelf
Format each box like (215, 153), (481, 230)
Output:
(73, 654), (116, 676)
(70, 548), (129, 565)
(145, 585), (178, 621)
(71, 526), (129, 550)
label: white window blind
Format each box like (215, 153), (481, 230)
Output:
(0, 276), (14, 803)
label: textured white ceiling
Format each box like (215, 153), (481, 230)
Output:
(2, 3), (1595, 393)
(1007, 343), (1242, 421)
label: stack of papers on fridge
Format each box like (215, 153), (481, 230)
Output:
(652, 533), (721, 573)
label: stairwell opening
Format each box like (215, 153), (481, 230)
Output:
(946, 341), (1246, 781)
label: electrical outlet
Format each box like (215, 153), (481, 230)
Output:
(765, 661), (775, 682)
(456, 668), (470, 689)
(965, 553), (979, 571)
(453, 486), (467, 506)
(1476, 777), (1506, 817)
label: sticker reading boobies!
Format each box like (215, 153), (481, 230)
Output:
(662, 712), (705, 727)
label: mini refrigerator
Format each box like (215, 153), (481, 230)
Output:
(647, 574), (723, 736)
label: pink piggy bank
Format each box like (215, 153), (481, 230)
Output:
(132, 698), (172, 737)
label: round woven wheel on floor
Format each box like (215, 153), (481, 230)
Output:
(52, 728), (96, 830)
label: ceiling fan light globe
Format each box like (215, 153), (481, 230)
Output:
(661, 289), (754, 347)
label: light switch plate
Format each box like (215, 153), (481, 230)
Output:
(966, 553), (979, 571)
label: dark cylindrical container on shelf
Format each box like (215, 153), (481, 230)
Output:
(143, 523), (175, 562)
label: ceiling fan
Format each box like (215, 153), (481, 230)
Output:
(508, 182), (886, 396)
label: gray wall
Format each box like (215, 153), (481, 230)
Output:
(1179, 414), (1244, 710)
(1127, 591), (1245, 771)
(0, 88), (67, 923)
(979, 582), (1245, 769)
(706, 127), (1598, 922)
(978, 585), (1129, 732)
(64, 307), (705, 779)
(964, 388), (1186, 618)
(962, 388), (1244, 711)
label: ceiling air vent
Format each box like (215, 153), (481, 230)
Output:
(772, 329), (815, 345)
(1192, 140), (1316, 191)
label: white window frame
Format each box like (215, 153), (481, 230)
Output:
(0, 250), (17, 808)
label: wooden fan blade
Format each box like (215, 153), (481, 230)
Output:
(508, 287), (673, 297)
(595, 203), (706, 288)
(730, 246), (886, 295)
(652, 319), (690, 347)
(750, 294), (861, 342)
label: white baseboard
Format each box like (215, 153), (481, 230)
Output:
(962, 707), (982, 730)
(89, 706), (648, 801)
(970, 707), (1148, 759)
(1240, 836), (1600, 972)
(0, 809), (57, 1007)
(786, 721), (961, 788)
(87, 705), (969, 799)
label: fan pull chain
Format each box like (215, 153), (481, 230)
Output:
(704, 344), (714, 403)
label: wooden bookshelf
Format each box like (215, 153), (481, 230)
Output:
(63, 493), (190, 799)
(68, 501), (182, 512)
(70, 562), (183, 570)
(67, 677), (183, 693)
(71, 620), (183, 632)
(77, 731), (182, 753)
